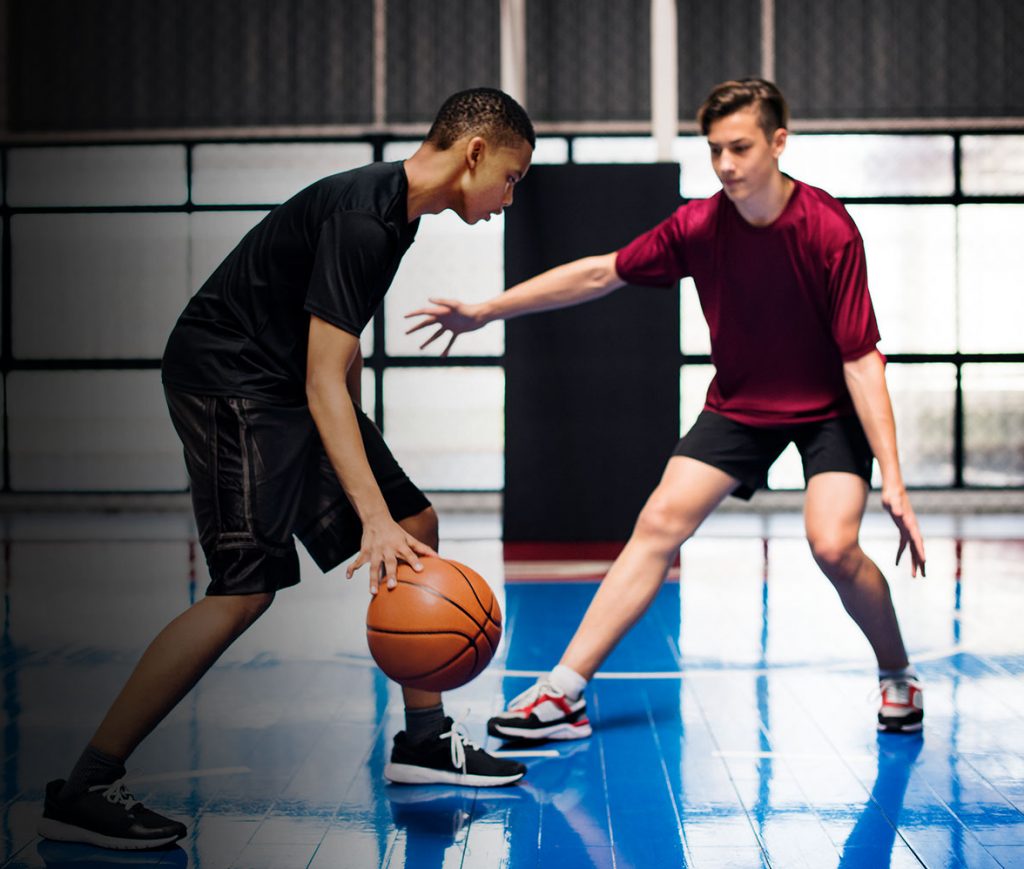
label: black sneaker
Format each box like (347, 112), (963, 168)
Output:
(384, 718), (526, 787)
(38, 779), (187, 850)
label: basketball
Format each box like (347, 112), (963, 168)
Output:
(365, 556), (502, 692)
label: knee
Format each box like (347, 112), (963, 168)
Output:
(808, 533), (862, 579)
(230, 591), (275, 628)
(633, 493), (697, 553)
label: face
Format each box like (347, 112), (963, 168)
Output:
(458, 136), (533, 224)
(706, 106), (787, 203)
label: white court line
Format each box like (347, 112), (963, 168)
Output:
(494, 750), (561, 758)
(131, 767), (251, 784)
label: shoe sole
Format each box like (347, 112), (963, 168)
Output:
(383, 763), (525, 787)
(488, 720), (592, 741)
(38, 818), (184, 850)
(877, 720), (924, 733)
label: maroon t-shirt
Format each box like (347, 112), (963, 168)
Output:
(615, 179), (880, 427)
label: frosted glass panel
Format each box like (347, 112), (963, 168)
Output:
(383, 367), (504, 490)
(574, 137), (657, 163)
(532, 137), (570, 164)
(13, 214), (189, 359)
(680, 278), (710, 355)
(958, 205), (1024, 353)
(680, 364), (714, 433)
(961, 135), (1024, 195)
(360, 368), (375, 420)
(847, 205), (957, 354)
(8, 146), (187, 206)
(192, 143), (374, 204)
(872, 364), (956, 488)
(8, 371), (185, 491)
(673, 136), (722, 199)
(766, 443), (804, 490)
(383, 141), (418, 162)
(386, 210), (504, 356)
(963, 364), (1024, 487)
(781, 135), (954, 197)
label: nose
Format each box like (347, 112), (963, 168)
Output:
(503, 187), (514, 207)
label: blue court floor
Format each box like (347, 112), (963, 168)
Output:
(1, 508), (1023, 868)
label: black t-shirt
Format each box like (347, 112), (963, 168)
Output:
(162, 161), (419, 403)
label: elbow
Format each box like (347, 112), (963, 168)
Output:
(586, 253), (625, 295)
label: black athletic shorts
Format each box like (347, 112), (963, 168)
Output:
(673, 410), (874, 501)
(165, 387), (431, 596)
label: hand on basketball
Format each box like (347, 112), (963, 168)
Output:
(882, 485), (926, 578)
(404, 298), (485, 357)
(348, 517), (437, 594)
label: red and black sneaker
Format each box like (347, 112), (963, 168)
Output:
(878, 676), (924, 733)
(487, 679), (592, 741)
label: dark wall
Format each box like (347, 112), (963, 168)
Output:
(5, 0), (1023, 132)
(503, 164), (682, 543)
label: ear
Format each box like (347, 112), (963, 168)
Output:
(771, 127), (788, 159)
(464, 135), (487, 169)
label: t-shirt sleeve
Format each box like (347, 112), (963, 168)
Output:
(303, 210), (396, 336)
(614, 207), (689, 286)
(827, 232), (881, 361)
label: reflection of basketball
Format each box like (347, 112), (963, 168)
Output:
(366, 556), (502, 692)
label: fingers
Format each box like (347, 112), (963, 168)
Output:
(405, 317), (436, 335)
(895, 536), (907, 566)
(408, 536), (438, 559)
(441, 333), (458, 358)
(347, 550), (368, 581)
(419, 326), (446, 350)
(383, 553), (398, 591)
(399, 545), (424, 572)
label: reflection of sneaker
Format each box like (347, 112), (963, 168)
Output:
(877, 677), (924, 733)
(37, 839), (187, 867)
(487, 680), (592, 741)
(38, 779), (187, 850)
(385, 718), (526, 787)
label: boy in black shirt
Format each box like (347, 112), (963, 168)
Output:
(39, 88), (534, 850)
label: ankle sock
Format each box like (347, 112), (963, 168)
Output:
(404, 704), (445, 742)
(878, 664), (918, 681)
(60, 745), (126, 800)
(549, 664), (587, 701)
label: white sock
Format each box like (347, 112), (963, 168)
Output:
(878, 664), (918, 681)
(548, 664), (587, 701)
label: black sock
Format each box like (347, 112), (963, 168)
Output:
(404, 704), (445, 742)
(60, 745), (126, 800)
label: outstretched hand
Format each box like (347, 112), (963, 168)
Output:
(347, 516), (438, 594)
(882, 485), (926, 577)
(404, 298), (484, 357)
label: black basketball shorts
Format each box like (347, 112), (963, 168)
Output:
(165, 387), (431, 596)
(673, 410), (874, 500)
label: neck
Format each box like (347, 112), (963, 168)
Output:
(734, 171), (794, 227)
(403, 143), (460, 222)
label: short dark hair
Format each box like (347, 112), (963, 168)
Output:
(697, 78), (789, 137)
(426, 87), (535, 151)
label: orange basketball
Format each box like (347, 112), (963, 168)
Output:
(366, 556), (502, 692)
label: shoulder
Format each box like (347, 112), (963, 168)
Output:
(791, 180), (860, 243)
(654, 194), (723, 240)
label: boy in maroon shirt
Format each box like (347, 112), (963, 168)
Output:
(407, 78), (927, 737)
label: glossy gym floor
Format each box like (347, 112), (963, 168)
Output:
(1, 508), (1022, 868)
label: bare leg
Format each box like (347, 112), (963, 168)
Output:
(397, 506), (443, 710)
(804, 472), (909, 671)
(90, 592), (275, 760)
(561, 458), (738, 679)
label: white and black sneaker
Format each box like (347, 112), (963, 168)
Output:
(878, 676), (924, 733)
(38, 779), (187, 850)
(384, 718), (526, 787)
(487, 679), (592, 741)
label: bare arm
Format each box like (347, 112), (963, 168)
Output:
(345, 345), (363, 407)
(306, 315), (434, 591)
(406, 252), (626, 356)
(843, 350), (926, 576)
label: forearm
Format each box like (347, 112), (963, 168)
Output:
(478, 253), (625, 324)
(843, 351), (904, 487)
(307, 374), (388, 523)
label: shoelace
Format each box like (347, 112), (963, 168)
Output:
(875, 677), (917, 706)
(440, 720), (479, 773)
(508, 678), (557, 710)
(91, 779), (139, 811)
